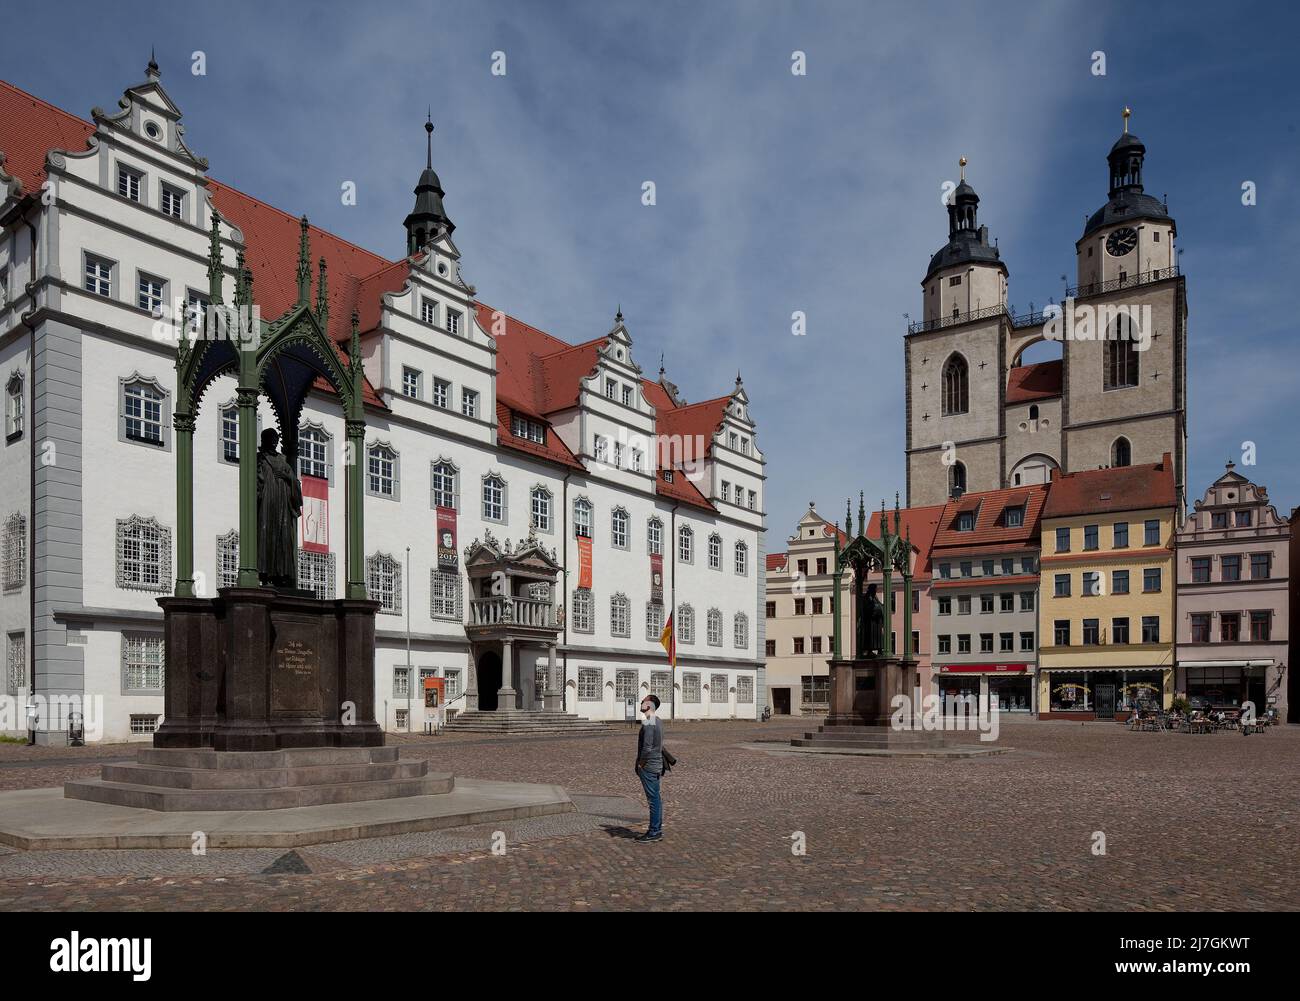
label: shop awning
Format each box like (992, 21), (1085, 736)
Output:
(1178, 660), (1274, 669)
(937, 663), (1030, 674)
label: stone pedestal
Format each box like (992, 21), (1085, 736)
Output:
(154, 587), (384, 751)
(825, 657), (920, 727)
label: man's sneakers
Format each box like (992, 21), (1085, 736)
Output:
(635, 831), (663, 844)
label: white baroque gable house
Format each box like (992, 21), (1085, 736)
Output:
(0, 62), (766, 742)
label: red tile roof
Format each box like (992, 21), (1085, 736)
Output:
(865, 504), (946, 580)
(931, 483), (1049, 551)
(1006, 360), (1062, 404)
(1042, 453), (1176, 519)
(2, 78), (733, 506)
(766, 553), (788, 572)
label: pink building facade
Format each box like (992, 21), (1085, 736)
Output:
(1175, 464), (1289, 717)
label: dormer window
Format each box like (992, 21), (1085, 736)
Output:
(957, 511), (975, 532)
(510, 414), (545, 444)
(663, 469), (673, 483)
(1004, 506), (1024, 528)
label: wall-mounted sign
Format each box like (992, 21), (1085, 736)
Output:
(437, 506), (458, 570)
(300, 475), (329, 554)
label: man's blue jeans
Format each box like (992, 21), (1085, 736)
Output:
(637, 766), (662, 835)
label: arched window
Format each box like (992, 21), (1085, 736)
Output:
(610, 592), (630, 638)
(646, 516), (663, 555)
(678, 604), (695, 644)
(949, 461), (967, 497)
(431, 461), (458, 510)
(942, 355), (969, 415)
(299, 425), (332, 481)
(1105, 320), (1140, 389)
(706, 608), (722, 647)
(1112, 437), (1132, 468)
(610, 507), (629, 548)
(6, 372), (24, 439)
(708, 533), (722, 570)
(678, 524), (693, 563)
(366, 552), (402, 613)
(734, 541), (749, 576)
(573, 497), (592, 538)
(733, 612), (749, 649)
(482, 474), (506, 522)
(1028, 404), (1039, 421)
(366, 443), (399, 499)
(530, 486), (552, 531)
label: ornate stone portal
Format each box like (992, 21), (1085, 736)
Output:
(154, 214), (382, 751)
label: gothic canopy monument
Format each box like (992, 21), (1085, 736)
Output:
(154, 213), (383, 751)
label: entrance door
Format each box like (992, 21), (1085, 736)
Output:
(1094, 682), (1116, 718)
(477, 652), (502, 712)
(773, 689), (791, 715)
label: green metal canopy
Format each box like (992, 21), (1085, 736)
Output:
(171, 211), (368, 600)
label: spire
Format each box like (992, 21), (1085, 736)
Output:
(846, 498), (853, 539)
(405, 116), (455, 255)
(858, 491), (866, 538)
(296, 215), (311, 306)
(316, 257), (329, 327)
(947, 156), (980, 237)
(146, 48), (160, 81)
(659, 353), (665, 378)
(1107, 105), (1146, 197)
(206, 210), (223, 303)
(1122, 105), (1131, 134)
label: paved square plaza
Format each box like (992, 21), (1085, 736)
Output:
(1, 717), (1296, 911)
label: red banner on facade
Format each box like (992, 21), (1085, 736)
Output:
(300, 475), (329, 554)
(937, 663), (1029, 674)
(436, 506), (457, 570)
(578, 537), (593, 589)
(650, 553), (664, 605)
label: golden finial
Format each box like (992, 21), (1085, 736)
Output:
(959, 156), (967, 181)
(1122, 106), (1131, 133)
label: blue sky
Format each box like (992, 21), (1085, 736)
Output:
(6, 0), (1298, 540)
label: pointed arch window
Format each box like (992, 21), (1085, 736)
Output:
(949, 461), (967, 498)
(1105, 327), (1140, 389)
(1112, 437), (1132, 468)
(941, 355), (969, 416)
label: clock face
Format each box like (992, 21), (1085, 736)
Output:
(1106, 227), (1138, 257)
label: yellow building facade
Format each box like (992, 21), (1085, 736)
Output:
(1036, 459), (1179, 718)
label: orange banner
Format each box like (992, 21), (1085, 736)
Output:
(578, 536), (593, 589)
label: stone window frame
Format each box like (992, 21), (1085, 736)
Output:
(650, 671), (672, 704)
(678, 524), (694, 564)
(615, 669), (639, 701)
(135, 268), (168, 316)
(481, 471), (508, 524)
(401, 365), (423, 401)
(432, 377), (451, 410)
(682, 672), (701, 704)
(706, 607), (722, 647)
(610, 506), (629, 550)
(529, 484), (553, 533)
(430, 458), (460, 511)
(710, 673), (729, 704)
(84, 250), (116, 298)
(218, 400), (241, 464)
(121, 630), (165, 695)
(116, 515), (172, 593)
(216, 530), (239, 591)
(731, 542), (745, 576)
(733, 612), (748, 649)
(707, 532), (722, 571)
(645, 601), (664, 642)
(430, 568), (463, 620)
(610, 592), (631, 638)
(5, 370), (23, 441)
(1104, 327), (1140, 391)
(118, 372), (172, 451)
(461, 387), (479, 419)
(160, 181), (185, 219)
(420, 297), (438, 326)
(570, 588), (594, 634)
(365, 440), (401, 501)
(678, 603), (695, 645)
(6, 630), (25, 696)
(736, 676), (754, 704)
(3, 512), (26, 592)
(367, 552), (403, 614)
(577, 667), (602, 701)
(393, 665), (411, 699)
(646, 516), (663, 556)
(941, 352), (970, 416)
(298, 421), (335, 485)
(298, 549), (336, 600)
(116, 161), (144, 202)
(442, 668), (462, 700)
(572, 495), (593, 539)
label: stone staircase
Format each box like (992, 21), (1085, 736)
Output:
(443, 710), (615, 735)
(791, 724), (951, 751)
(63, 746), (454, 812)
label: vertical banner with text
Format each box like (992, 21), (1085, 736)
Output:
(436, 506), (458, 570)
(650, 553), (664, 605)
(300, 476), (329, 553)
(578, 536), (593, 589)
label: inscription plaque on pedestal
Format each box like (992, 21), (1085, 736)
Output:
(272, 622), (323, 716)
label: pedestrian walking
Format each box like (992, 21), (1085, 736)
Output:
(634, 694), (665, 843)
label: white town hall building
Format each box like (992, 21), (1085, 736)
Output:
(0, 61), (766, 743)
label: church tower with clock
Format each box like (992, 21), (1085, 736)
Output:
(904, 110), (1188, 515)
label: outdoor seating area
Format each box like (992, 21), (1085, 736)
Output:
(1126, 707), (1280, 735)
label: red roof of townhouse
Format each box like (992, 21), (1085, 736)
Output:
(1042, 453), (1176, 519)
(2, 78), (725, 511)
(766, 553), (788, 572)
(1005, 360), (1063, 404)
(931, 483), (1049, 551)
(865, 503), (946, 580)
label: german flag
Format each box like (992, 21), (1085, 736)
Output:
(659, 612), (676, 669)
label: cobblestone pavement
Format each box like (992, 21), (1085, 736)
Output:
(1, 717), (1297, 911)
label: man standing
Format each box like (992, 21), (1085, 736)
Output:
(256, 428), (302, 587)
(634, 694), (664, 843)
